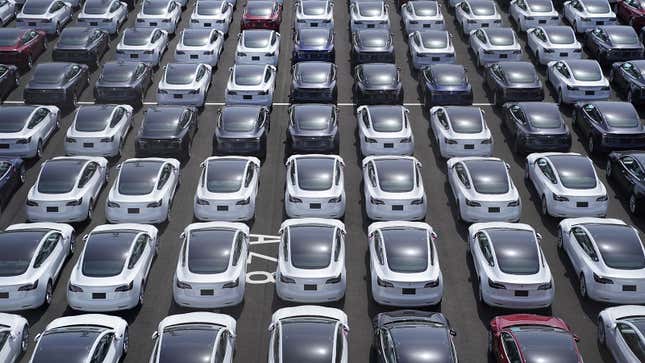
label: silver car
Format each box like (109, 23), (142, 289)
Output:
(0, 0), (16, 26)
(469, 27), (522, 67)
(157, 62), (212, 107)
(175, 28), (224, 66)
(547, 59), (610, 104)
(77, 0), (128, 34)
(564, 0), (616, 33)
(598, 305), (645, 363)
(190, 0), (234, 34)
(357, 105), (414, 156)
(430, 106), (492, 158)
(349, 1), (390, 32)
(527, 26), (582, 65)
(235, 29), (280, 65)
(0, 313), (28, 363)
(116, 27), (169, 66)
(455, 0), (502, 35)
(16, 0), (72, 35)
(295, 0), (333, 29)
(509, 0), (559, 32)
(64, 104), (134, 157)
(225, 64), (276, 107)
(136, 0), (182, 34)
(409, 30), (456, 70)
(401, 1), (445, 34)
(0, 105), (60, 159)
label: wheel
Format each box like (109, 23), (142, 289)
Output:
(26, 55), (33, 69)
(20, 325), (28, 353)
(587, 135), (596, 154)
(87, 199), (94, 220)
(512, 135), (520, 153)
(541, 194), (549, 216)
(455, 200), (463, 222)
(69, 232), (75, 255)
(557, 229), (564, 249)
(476, 52), (482, 68)
(627, 89), (634, 103)
(579, 273), (588, 299)
(138, 283), (145, 306)
(598, 318), (606, 344)
(557, 88), (565, 104)
(493, 91), (500, 106)
(19, 165), (25, 184)
(606, 160), (612, 178)
(572, 21), (577, 33)
(629, 194), (640, 215)
(535, 50), (540, 63)
(477, 282), (487, 306)
(55, 22), (61, 35)
(122, 327), (129, 354)
(44, 280), (53, 306)
(487, 330), (493, 356)
(36, 140), (44, 159)
(70, 93), (78, 109)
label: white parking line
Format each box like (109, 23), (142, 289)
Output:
(3, 100), (496, 107)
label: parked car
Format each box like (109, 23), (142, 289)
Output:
(135, 106), (198, 159)
(52, 27), (110, 66)
(501, 102), (571, 152)
(0, 28), (47, 69)
(24, 62), (89, 108)
(213, 105), (270, 157)
(572, 101), (645, 153)
(94, 61), (153, 104)
(419, 64), (473, 107)
(484, 61), (544, 105)
(585, 25), (643, 65)
(611, 60), (645, 104)
(606, 150), (645, 214)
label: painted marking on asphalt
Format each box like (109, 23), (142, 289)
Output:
(3, 100), (495, 107)
(246, 234), (280, 285)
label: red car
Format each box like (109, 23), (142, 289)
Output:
(617, 0), (645, 32)
(0, 28), (47, 69)
(241, 0), (282, 31)
(489, 314), (584, 363)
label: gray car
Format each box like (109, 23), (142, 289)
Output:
(484, 61), (544, 105)
(351, 28), (394, 64)
(213, 105), (270, 157)
(290, 61), (337, 103)
(94, 61), (153, 104)
(287, 103), (339, 154)
(502, 102), (572, 153)
(353, 63), (403, 105)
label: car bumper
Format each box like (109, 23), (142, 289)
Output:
(135, 20), (176, 33)
(483, 289), (554, 309)
(157, 92), (206, 106)
(225, 94), (273, 106)
(412, 54), (456, 69)
(173, 285), (244, 308)
(478, 52), (522, 65)
(0, 143), (38, 158)
(67, 291), (139, 312)
(462, 20), (501, 34)
(214, 139), (263, 155)
(461, 205), (521, 223)
(356, 90), (402, 105)
(116, 52), (160, 66)
(292, 50), (334, 62)
(193, 202), (254, 221)
(276, 279), (345, 303)
(106, 206), (169, 224)
(362, 142), (414, 156)
(0, 289), (45, 311)
(175, 52), (219, 66)
(189, 19), (229, 33)
(587, 281), (645, 304)
(426, 91), (473, 106)
(16, 21), (57, 34)
(24, 90), (68, 105)
(235, 55), (279, 66)
(240, 21), (279, 31)
(537, 50), (582, 64)
(285, 200), (345, 218)
(52, 50), (99, 64)
(404, 21), (446, 34)
(366, 202), (426, 221)
(548, 200), (607, 218)
(518, 17), (559, 31)
(354, 52), (394, 64)
(291, 89), (335, 103)
(26, 205), (88, 223)
(561, 89), (611, 104)
(65, 141), (120, 157)
(371, 282), (443, 307)
(439, 143), (492, 158)
(77, 19), (119, 33)
(95, 87), (142, 103)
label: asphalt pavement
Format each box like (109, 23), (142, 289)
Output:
(0, 0), (632, 361)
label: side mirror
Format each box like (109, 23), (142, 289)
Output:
(450, 329), (457, 337)
(536, 233), (543, 241)
(179, 232), (185, 239)
(151, 331), (158, 340)
(505, 162), (511, 170)
(82, 234), (89, 242)
(34, 333), (42, 342)
(573, 334), (580, 342)
(431, 231), (438, 240)
(268, 323), (275, 332)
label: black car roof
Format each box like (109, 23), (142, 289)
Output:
(280, 318), (336, 363)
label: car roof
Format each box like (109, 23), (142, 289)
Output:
(279, 318), (336, 363)
(388, 322), (453, 363)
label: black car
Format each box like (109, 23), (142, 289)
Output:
(373, 310), (458, 363)
(24, 62), (89, 108)
(292, 27), (335, 63)
(606, 150), (645, 214)
(94, 61), (153, 105)
(0, 64), (17, 100)
(213, 105), (270, 157)
(135, 106), (198, 160)
(287, 103), (339, 153)
(585, 25), (644, 65)
(0, 157), (24, 211)
(484, 61), (544, 105)
(573, 101), (645, 153)
(351, 28), (394, 64)
(290, 61), (337, 103)
(610, 60), (645, 104)
(502, 102), (571, 152)
(419, 64), (473, 107)
(353, 63), (403, 105)
(52, 27), (110, 66)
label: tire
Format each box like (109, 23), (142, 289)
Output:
(44, 280), (53, 306)
(541, 195), (549, 216)
(557, 229), (564, 249)
(557, 88), (565, 104)
(122, 327), (129, 354)
(20, 325), (29, 353)
(138, 282), (145, 306)
(627, 89), (634, 103)
(598, 318), (606, 344)
(606, 159), (612, 178)
(587, 135), (596, 154)
(477, 282), (487, 307)
(629, 194), (640, 215)
(26, 55), (33, 69)
(36, 140), (44, 159)
(493, 91), (500, 106)
(55, 22), (61, 35)
(579, 273), (588, 299)
(69, 232), (75, 255)
(19, 165), (25, 184)
(87, 199), (94, 221)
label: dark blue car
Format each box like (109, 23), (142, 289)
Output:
(292, 28), (335, 63)
(419, 64), (473, 109)
(610, 60), (645, 104)
(0, 157), (24, 211)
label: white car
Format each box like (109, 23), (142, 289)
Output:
(447, 157), (521, 223)
(173, 222), (248, 308)
(225, 64), (276, 107)
(136, 0), (182, 34)
(116, 27), (169, 67)
(369, 221), (443, 306)
(276, 219), (346, 303)
(26, 156), (109, 223)
(527, 26), (583, 65)
(194, 156), (260, 221)
(285, 154), (345, 218)
(349, 1), (390, 32)
(16, 0), (72, 35)
(190, 0), (234, 34)
(295, 0), (333, 30)
(509, 0), (559, 32)
(64, 105), (134, 157)
(0, 223), (75, 311)
(0, 313), (28, 363)
(455, 0), (502, 35)
(67, 224), (158, 311)
(149, 313), (236, 363)
(30, 315), (128, 363)
(468, 222), (554, 309)
(527, 152), (608, 218)
(470, 27), (522, 67)
(559, 217), (645, 304)
(235, 29), (280, 65)
(363, 155), (427, 221)
(268, 306), (348, 363)
(77, 0), (128, 34)
(547, 59), (611, 104)
(175, 28), (224, 66)
(401, 1), (445, 34)
(0, 106), (60, 159)
(408, 30), (456, 69)
(430, 106), (492, 158)
(598, 305), (645, 363)
(563, 0), (616, 33)
(157, 63), (212, 107)
(105, 158), (180, 224)
(0, 0), (16, 26)
(357, 105), (414, 156)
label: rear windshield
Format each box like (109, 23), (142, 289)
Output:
(288, 225), (334, 269)
(375, 159), (414, 193)
(0, 31), (19, 46)
(488, 229), (540, 275)
(187, 229), (235, 274)
(74, 107), (113, 132)
(142, 0), (167, 15)
(37, 159), (84, 194)
(32, 327), (105, 363)
(197, 1), (222, 15)
(0, 230), (47, 277)
(450, 110), (483, 133)
(82, 231), (137, 277)
(587, 224), (645, 270)
(571, 63), (602, 81)
(586, 1), (610, 13)
(547, 29), (575, 44)
(159, 324), (221, 363)
(550, 156), (597, 189)
(118, 161), (161, 195)
(465, 160), (509, 194)
(296, 157), (335, 191)
(206, 159), (245, 193)
(123, 31), (150, 46)
(382, 228), (429, 273)
(22, 0), (50, 14)
(84, 0), (109, 14)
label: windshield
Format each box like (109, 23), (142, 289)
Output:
(375, 159), (414, 193)
(123, 31), (150, 46)
(382, 228), (429, 273)
(246, 3), (272, 16)
(197, 1), (222, 15)
(296, 157), (334, 191)
(206, 159), (245, 193)
(609, 30), (639, 45)
(84, 0), (109, 14)
(548, 29), (575, 44)
(182, 32), (210, 46)
(604, 108), (641, 128)
(32, 327), (105, 363)
(489, 229), (540, 275)
(37, 159), (84, 194)
(465, 160), (509, 194)
(74, 107), (113, 132)
(0, 31), (19, 46)
(571, 63), (602, 81)
(280, 319), (336, 363)
(33, 67), (64, 84)
(472, 3), (495, 15)
(82, 231), (137, 277)
(550, 156), (597, 189)
(187, 229), (235, 274)
(294, 107), (331, 130)
(158, 324), (221, 363)
(512, 326), (580, 363)
(234, 69), (263, 85)
(288, 225), (334, 269)
(587, 224), (645, 270)
(22, 0), (50, 14)
(586, 1), (610, 13)
(0, 230), (46, 277)
(100, 66), (134, 82)
(118, 161), (161, 195)
(143, 0), (167, 15)
(506, 67), (537, 83)
(526, 106), (563, 129)
(165, 68), (195, 85)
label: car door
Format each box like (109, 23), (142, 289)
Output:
(28, 107), (53, 145)
(504, 105), (523, 136)
(568, 227), (596, 273)
(533, 158), (557, 196)
(33, 232), (64, 281)
(78, 161), (102, 200)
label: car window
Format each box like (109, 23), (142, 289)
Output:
(334, 325), (344, 363)
(373, 231), (384, 264)
(34, 233), (61, 268)
(179, 111), (191, 128)
(367, 163), (377, 187)
(618, 323), (645, 361)
(281, 228), (289, 261)
(28, 108), (50, 129)
(196, 66), (206, 81)
(157, 164), (172, 190)
(622, 62), (642, 79)
(110, 107), (125, 128)
(169, 1), (176, 11)
(508, 105), (526, 124)
(501, 332), (522, 363)
(381, 330), (396, 361)
(517, 0), (527, 10)
(555, 62), (570, 78)
(78, 162), (98, 188)
(333, 229), (342, 262)
(436, 109), (449, 129)
(571, 227), (598, 261)
(50, 1), (63, 11)
(127, 234), (148, 269)
(22, 30), (37, 43)
(289, 162), (296, 185)
(477, 232), (494, 266)
(455, 163), (471, 188)
(264, 68), (272, 82)
(152, 30), (161, 42)
(360, 109), (370, 128)
(460, 2), (470, 12)
(109, 0), (120, 11)
(536, 158), (557, 183)
(476, 30), (486, 42)
(592, 28), (608, 42)
(213, 330), (229, 362)
(622, 157), (645, 179)
(491, 64), (504, 79)
(573, 1), (583, 10)
(272, 326), (281, 362)
(90, 333), (113, 363)
(334, 161), (341, 186)
(244, 164), (255, 187)
(535, 28), (546, 41)
(232, 232), (245, 266)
